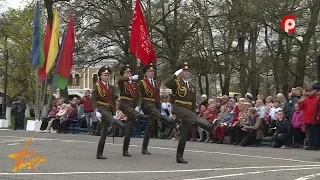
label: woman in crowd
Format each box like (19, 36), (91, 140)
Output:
(202, 104), (219, 142)
(240, 108), (264, 147)
(229, 102), (247, 145)
(58, 104), (78, 133)
(212, 104), (236, 144)
(43, 104), (59, 133)
(198, 104), (208, 142)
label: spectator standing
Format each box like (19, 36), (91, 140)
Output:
(291, 103), (304, 148)
(80, 90), (95, 134)
(299, 85), (320, 150)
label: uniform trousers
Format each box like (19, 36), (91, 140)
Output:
(173, 106), (215, 159)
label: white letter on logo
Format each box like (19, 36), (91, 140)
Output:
(285, 19), (295, 33)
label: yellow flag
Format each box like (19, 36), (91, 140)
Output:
(46, 8), (60, 73)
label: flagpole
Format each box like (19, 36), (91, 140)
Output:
(41, 76), (48, 118)
(35, 67), (39, 121)
(35, 0), (40, 121)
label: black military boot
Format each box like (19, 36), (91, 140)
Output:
(142, 148), (151, 155)
(123, 151), (132, 157)
(176, 156), (188, 163)
(195, 117), (219, 133)
(123, 122), (132, 157)
(96, 141), (107, 159)
(176, 137), (188, 163)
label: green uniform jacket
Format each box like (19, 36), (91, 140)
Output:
(137, 78), (161, 110)
(118, 77), (139, 107)
(91, 82), (116, 115)
(163, 75), (196, 112)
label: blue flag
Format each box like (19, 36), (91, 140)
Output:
(31, 1), (44, 67)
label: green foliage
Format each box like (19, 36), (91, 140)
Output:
(0, 3), (38, 102)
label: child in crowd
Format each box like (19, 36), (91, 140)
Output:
(291, 103), (304, 148)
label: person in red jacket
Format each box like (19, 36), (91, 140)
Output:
(80, 90), (95, 134)
(299, 84), (320, 150)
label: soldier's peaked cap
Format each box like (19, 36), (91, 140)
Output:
(143, 63), (155, 73)
(98, 66), (112, 77)
(179, 62), (190, 70)
(120, 64), (131, 75)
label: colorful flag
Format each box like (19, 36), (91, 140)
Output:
(130, 0), (156, 65)
(38, 21), (52, 81)
(46, 8), (60, 74)
(54, 16), (75, 89)
(31, 0), (45, 67)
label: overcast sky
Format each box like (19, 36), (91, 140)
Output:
(0, 0), (28, 13)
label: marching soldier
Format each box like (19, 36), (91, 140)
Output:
(135, 63), (176, 155)
(118, 64), (156, 157)
(92, 66), (125, 159)
(164, 62), (218, 163)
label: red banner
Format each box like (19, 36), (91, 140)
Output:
(130, 0), (156, 65)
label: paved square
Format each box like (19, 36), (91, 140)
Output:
(0, 130), (319, 180)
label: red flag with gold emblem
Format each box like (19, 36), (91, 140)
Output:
(130, 0), (156, 65)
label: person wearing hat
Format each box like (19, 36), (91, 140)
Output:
(92, 66), (125, 159)
(135, 63), (176, 155)
(164, 62), (219, 163)
(118, 64), (156, 157)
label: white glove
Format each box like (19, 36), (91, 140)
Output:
(223, 122), (227, 126)
(135, 106), (141, 112)
(95, 111), (102, 121)
(174, 69), (183, 76)
(131, 75), (139, 80)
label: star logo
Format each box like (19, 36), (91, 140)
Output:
(8, 137), (47, 172)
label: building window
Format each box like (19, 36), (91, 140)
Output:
(74, 74), (80, 86)
(68, 75), (73, 86)
(93, 74), (98, 84)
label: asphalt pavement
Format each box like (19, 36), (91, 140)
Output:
(0, 129), (319, 180)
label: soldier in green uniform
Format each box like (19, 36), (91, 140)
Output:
(164, 62), (218, 163)
(118, 64), (156, 157)
(92, 66), (125, 159)
(135, 63), (176, 155)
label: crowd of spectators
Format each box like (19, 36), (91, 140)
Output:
(38, 83), (320, 151)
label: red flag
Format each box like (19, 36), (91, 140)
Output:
(38, 21), (51, 81)
(56, 16), (75, 78)
(130, 0), (156, 65)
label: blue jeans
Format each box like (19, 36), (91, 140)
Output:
(306, 124), (320, 148)
(85, 112), (95, 132)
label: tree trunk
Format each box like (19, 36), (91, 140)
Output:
(238, 35), (247, 96)
(198, 74), (204, 95)
(281, 37), (292, 98)
(273, 33), (283, 93)
(249, 27), (258, 98)
(294, 0), (320, 87)
(205, 74), (209, 96)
